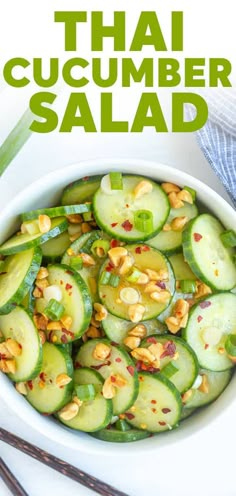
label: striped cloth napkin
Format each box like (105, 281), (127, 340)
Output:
(188, 89), (236, 209)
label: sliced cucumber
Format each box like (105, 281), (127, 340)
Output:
(0, 217), (68, 255)
(41, 231), (71, 263)
(21, 286), (35, 315)
(184, 369), (232, 408)
(26, 342), (73, 413)
(0, 248), (42, 314)
(147, 203), (198, 255)
(46, 264), (92, 343)
(98, 245), (175, 321)
(182, 214), (236, 290)
(140, 335), (198, 393)
(180, 407), (196, 420)
(184, 293), (236, 371)
(93, 175), (170, 242)
(0, 306), (42, 382)
(90, 426), (150, 442)
(61, 175), (102, 205)
(21, 204), (92, 221)
(75, 339), (139, 415)
(125, 372), (182, 432)
(102, 313), (167, 345)
(158, 292), (192, 324)
(169, 253), (197, 281)
(58, 367), (112, 432)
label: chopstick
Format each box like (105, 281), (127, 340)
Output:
(0, 456), (29, 496)
(0, 428), (130, 496)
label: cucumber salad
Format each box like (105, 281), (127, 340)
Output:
(0, 173), (236, 443)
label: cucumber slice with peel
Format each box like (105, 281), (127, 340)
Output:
(61, 175), (102, 205)
(184, 293), (236, 371)
(0, 306), (42, 382)
(102, 313), (167, 345)
(183, 214), (236, 290)
(0, 217), (68, 255)
(93, 175), (170, 242)
(26, 342), (73, 413)
(0, 247), (42, 314)
(90, 426), (150, 442)
(125, 372), (182, 432)
(183, 368), (233, 408)
(21, 204), (92, 221)
(57, 367), (112, 432)
(169, 253), (197, 281)
(75, 339), (139, 415)
(41, 231), (71, 263)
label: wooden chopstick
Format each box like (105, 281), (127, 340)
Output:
(0, 428), (130, 496)
(0, 456), (29, 496)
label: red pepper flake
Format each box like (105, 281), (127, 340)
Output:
(41, 412), (51, 416)
(0, 272), (7, 276)
(39, 372), (46, 382)
(127, 365), (135, 376)
(19, 344), (22, 350)
(142, 245), (150, 252)
(141, 362), (149, 370)
(75, 361), (82, 369)
(105, 263), (113, 272)
(135, 246), (142, 254)
(151, 399), (157, 404)
(197, 315), (203, 323)
(156, 281), (166, 290)
(193, 233), (202, 242)
(151, 408), (157, 413)
(82, 176), (89, 181)
(125, 413), (135, 420)
(147, 366), (160, 373)
(204, 343), (209, 350)
(121, 220), (133, 232)
(110, 239), (119, 248)
(146, 337), (157, 344)
(159, 421), (166, 426)
(65, 270), (73, 275)
(48, 330), (53, 342)
(115, 357), (122, 363)
(111, 222), (118, 228)
(111, 341), (118, 347)
(110, 375), (116, 383)
(162, 408), (171, 414)
(92, 360), (111, 370)
(65, 283), (73, 291)
(61, 335), (68, 344)
(199, 301), (211, 309)
(62, 328), (75, 339)
(27, 380), (33, 390)
(160, 341), (176, 359)
(0, 354), (6, 359)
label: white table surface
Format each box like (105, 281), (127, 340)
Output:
(0, 101), (235, 496)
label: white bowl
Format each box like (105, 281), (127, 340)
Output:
(1, 158), (235, 455)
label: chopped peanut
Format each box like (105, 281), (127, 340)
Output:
(123, 336), (141, 350)
(128, 324), (147, 338)
(177, 189), (193, 204)
(35, 278), (49, 290)
(93, 342), (111, 361)
(37, 267), (49, 280)
(5, 359), (16, 374)
(148, 342), (164, 360)
(195, 282), (212, 299)
(111, 374), (127, 388)
(134, 180), (153, 199)
(15, 382), (27, 395)
(67, 248), (75, 256)
(161, 182), (181, 194)
(5, 338), (22, 357)
(60, 315), (73, 330)
(69, 233), (81, 242)
(59, 402), (79, 420)
(66, 214), (83, 224)
(81, 222), (92, 234)
(86, 326), (101, 338)
(33, 287), (43, 298)
(182, 389), (193, 403)
(198, 374), (209, 394)
(47, 321), (62, 331)
(73, 397), (83, 407)
(174, 299), (189, 319)
(33, 314), (48, 331)
(179, 313), (188, 328)
(168, 192), (184, 209)
(136, 273), (149, 285)
(128, 304), (145, 323)
(144, 282), (161, 294)
(0, 359), (9, 373)
(108, 247), (128, 267)
(90, 316), (101, 328)
(171, 216), (188, 232)
(165, 316), (181, 334)
(94, 303), (108, 321)
(131, 347), (155, 364)
(118, 255), (134, 275)
(0, 342), (12, 359)
(80, 253), (96, 267)
(163, 223), (172, 232)
(150, 291), (170, 303)
(38, 215), (51, 233)
(102, 377), (116, 399)
(56, 373), (72, 387)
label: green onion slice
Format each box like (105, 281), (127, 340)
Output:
(109, 274), (120, 288)
(225, 334), (236, 357)
(74, 384), (96, 401)
(91, 239), (110, 258)
(109, 172), (123, 190)
(115, 419), (131, 432)
(161, 361), (179, 379)
(134, 210), (153, 233)
(70, 256), (83, 270)
(44, 299), (65, 321)
(83, 211), (94, 222)
(180, 279), (197, 294)
(100, 271), (112, 285)
(220, 230), (236, 248)
(126, 268), (142, 283)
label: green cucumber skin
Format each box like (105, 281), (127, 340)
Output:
(0, 247), (42, 315)
(21, 204), (92, 221)
(0, 305), (43, 382)
(41, 231), (71, 263)
(182, 215), (236, 291)
(0, 218), (68, 255)
(184, 369), (233, 409)
(61, 175), (102, 205)
(26, 343), (74, 414)
(90, 427), (151, 442)
(47, 264), (93, 341)
(93, 175), (170, 243)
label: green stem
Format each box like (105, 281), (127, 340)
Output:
(0, 108), (33, 176)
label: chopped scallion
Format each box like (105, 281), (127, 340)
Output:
(126, 268), (142, 283)
(74, 384), (96, 401)
(115, 419), (131, 432)
(100, 271), (112, 285)
(109, 274), (120, 288)
(83, 211), (94, 222)
(44, 299), (65, 320)
(70, 256), (83, 270)
(220, 230), (236, 248)
(109, 172), (123, 190)
(225, 334), (236, 357)
(180, 279), (197, 294)
(91, 239), (110, 258)
(161, 361), (179, 379)
(134, 210), (153, 233)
